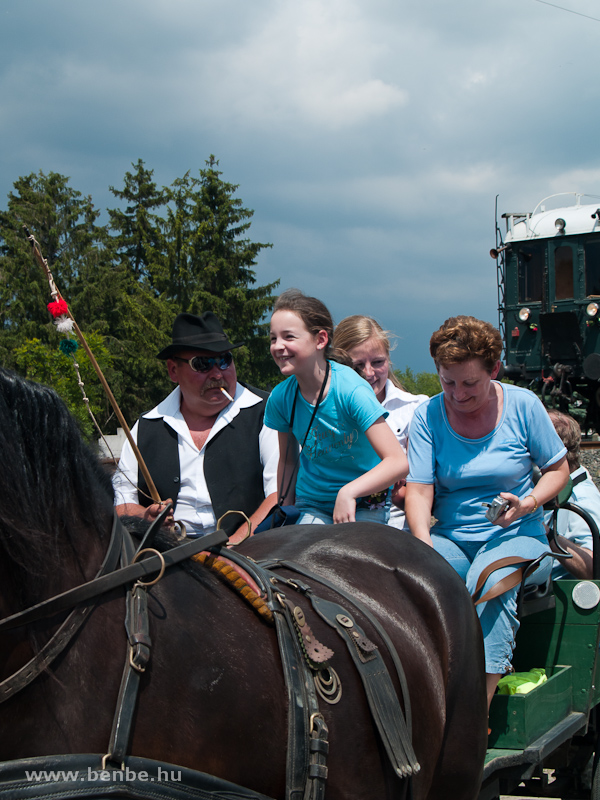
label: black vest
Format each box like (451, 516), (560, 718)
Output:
(137, 385), (270, 536)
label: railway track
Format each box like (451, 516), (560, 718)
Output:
(581, 439), (600, 450)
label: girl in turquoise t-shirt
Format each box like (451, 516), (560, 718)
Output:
(265, 289), (407, 525)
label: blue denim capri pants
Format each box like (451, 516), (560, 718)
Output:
(431, 529), (553, 674)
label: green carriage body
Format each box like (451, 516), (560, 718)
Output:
(480, 578), (600, 799)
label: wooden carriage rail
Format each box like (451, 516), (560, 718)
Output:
(479, 712), (588, 800)
(480, 498), (600, 799)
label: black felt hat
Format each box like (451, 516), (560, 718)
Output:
(157, 312), (243, 359)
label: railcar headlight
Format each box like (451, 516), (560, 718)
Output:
(555, 218), (566, 233)
(586, 302), (599, 318)
(518, 308), (531, 322)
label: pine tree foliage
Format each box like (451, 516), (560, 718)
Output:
(108, 159), (167, 285)
(0, 170), (113, 363)
(0, 160), (279, 438)
(162, 157), (278, 386)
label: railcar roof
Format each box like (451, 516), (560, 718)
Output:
(503, 192), (600, 242)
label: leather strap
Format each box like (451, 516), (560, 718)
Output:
(221, 549), (329, 800)
(571, 471), (587, 488)
(309, 594), (419, 778)
(105, 582), (151, 767)
(279, 361), (330, 505)
(271, 596), (315, 800)
(257, 558), (414, 736)
(0, 753), (276, 800)
(106, 523), (154, 768)
(472, 556), (538, 606)
(254, 557), (418, 781)
(0, 511), (124, 703)
(0, 525), (228, 634)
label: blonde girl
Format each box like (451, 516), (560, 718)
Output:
(333, 315), (427, 529)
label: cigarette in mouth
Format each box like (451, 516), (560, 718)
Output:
(220, 387), (234, 403)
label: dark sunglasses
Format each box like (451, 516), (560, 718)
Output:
(173, 352), (234, 373)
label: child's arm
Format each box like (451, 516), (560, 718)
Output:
(333, 418), (407, 523)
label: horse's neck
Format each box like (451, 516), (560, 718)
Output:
(0, 515), (113, 691)
(0, 583), (126, 761)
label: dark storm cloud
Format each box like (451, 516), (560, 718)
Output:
(1, 0), (599, 370)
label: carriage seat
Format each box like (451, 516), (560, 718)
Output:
(519, 574), (555, 617)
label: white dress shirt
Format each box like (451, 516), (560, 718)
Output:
(113, 383), (278, 535)
(382, 380), (428, 530)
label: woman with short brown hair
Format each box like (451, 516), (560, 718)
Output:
(406, 315), (569, 709)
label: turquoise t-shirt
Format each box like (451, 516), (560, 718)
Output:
(407, 383), (567, 542)
(264, 361), (387, 510)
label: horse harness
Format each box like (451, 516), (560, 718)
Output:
(0, 510), (419, 800)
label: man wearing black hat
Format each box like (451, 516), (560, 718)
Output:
(113, 312), (278, 542)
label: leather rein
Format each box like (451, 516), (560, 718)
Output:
(0, 508), (228, 702)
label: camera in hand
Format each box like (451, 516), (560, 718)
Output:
(482, 496), (509, 523)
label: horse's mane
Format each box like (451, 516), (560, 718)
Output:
(0, 368), (114, 603)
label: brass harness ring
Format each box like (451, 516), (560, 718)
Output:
(131, 548), (166, 586)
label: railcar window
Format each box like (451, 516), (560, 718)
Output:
(554, 245), (573, 300)
(517, 246), (543, 303)
(584, 240), (600, 296)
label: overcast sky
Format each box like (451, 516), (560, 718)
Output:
(2, 0), (599, 374)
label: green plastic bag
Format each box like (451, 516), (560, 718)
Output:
(497, 668), (547, 695)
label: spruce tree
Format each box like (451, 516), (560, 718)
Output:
(108, 159), (167, 285)
(164, 156), (279, 387)
(0, 170), (173, 434)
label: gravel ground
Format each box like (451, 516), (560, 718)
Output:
(581, 447), (600, 490)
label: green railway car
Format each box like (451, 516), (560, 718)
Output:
(493, 193), (600, 433)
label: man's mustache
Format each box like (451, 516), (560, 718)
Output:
(202, 380), (228, 393)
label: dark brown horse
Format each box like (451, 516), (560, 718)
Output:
(0, 368), (487, 799)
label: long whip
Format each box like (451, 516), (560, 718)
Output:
(23, 225), (162, 505)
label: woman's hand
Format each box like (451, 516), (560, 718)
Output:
(333, 486), (357, 523)
(494, 456), (570, 527)
(492, 492), (525, 527)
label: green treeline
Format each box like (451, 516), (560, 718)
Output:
(394, 367), (440, 397)
(0, 158), (441, 440)
(0, 157), (280, 437)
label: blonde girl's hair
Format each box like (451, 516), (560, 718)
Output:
(333, 315), (403, 389)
